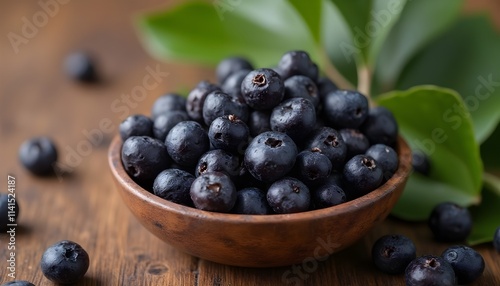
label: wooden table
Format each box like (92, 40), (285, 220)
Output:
(1, 1), (499, 285)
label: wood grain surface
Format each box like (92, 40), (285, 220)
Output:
(0, 1), (499, 285)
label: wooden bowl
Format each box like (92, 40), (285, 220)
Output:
(108, 136), (412, 267)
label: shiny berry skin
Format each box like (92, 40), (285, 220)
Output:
(216, 56), (253, 84)
(305, 127), (347, 170)
(232, 187), (271, 215)
(366, 144), (399, 181)
(428, 202), (472, 242)
(244, 131), (297, 182)
(294, 149), (332, 183)
(190, 172), (237, 212)
(283, 75), (320, 107)
(0, 193), (19, 232)
(241, 68), (284, 110)
(316, 76), (338, 102)
(323, 90), (369, 129)
(441, 245), (484, 284)
(340, 129), (370, 159)
(19, 137), (58, 176)
(312, 182), (346, 209)
(221, 69), (251, 98)
(412, 150), (431, 176)
(247, 110), (271, 137)
(494, 226), (500, 253)
(195, 149), (240, 178)
(151, 93), (187, 119)
(165, 121), (209, 167)
(405, 255), (456, 286)
(277, 50), (318, 81)
(186, 81), (221, 122)
(64, 52), (98, 82)
(121, 136), (170, 188)
(202, 91), (249, 126)
(270, 98), (316, 144)
(153, 169), (195, 206)
(40, 240), (90, 284)
(342, 155), (383, 200)
(267, 177), (310, 214)
(152, 111), (189, 142)
(371, 234), (416, 274)
(361, 106), (398, 146)
(208, 115), (249, 154)
(1, 281), (35, 286)
(119, 114), (153, 140)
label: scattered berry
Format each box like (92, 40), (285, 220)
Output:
(19, 136), (58, 176)
(267, 177), (310, 214)
(428, 202), (472, 242)
(412, 150), (431, 176)
(372, 234), (416, 274)
(0, 193), (19, 232)
(153, 169), (195, 206)
(190, 172), (237, 212)
(1, 281), (35, 286)
(64, 52), (98, 82)
(119, 114), (153, 140)
(40, 240), (90, 284)
(441, 245), (484, 284)
(494, 226), (500, 253)
(405, 255), (456, 286)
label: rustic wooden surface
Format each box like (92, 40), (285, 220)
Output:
(0, 1), (499, 285)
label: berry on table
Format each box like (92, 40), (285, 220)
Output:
(412, 150), (431, 176)
(428, 202), (472, 242)
(371, 234), (416, 274)
(40, 240), (90, 284)
(0, 193), (19, 232)
(1, 281), (35, 286)
(19, 136), (58, 176)
(64, 52), (98, 82)
(405, 255), (456, 286)
(441, 245), (484, 284)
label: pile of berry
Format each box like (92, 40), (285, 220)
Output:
(119, 50), (399, 214)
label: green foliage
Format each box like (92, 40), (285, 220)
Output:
(136, 0), (500, 241)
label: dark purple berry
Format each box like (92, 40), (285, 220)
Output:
(186, 81), (221, 122)
(244, 131), (297, 182)
(19, 137), (58, 176)
(248, 110), (271, 137)
(40, 240), (90, 284)
(312, 182), (346, 209)
(361, 106), (398, 146)
(316, 76), (338, 102)
(428, 202), (472, 242)
(340, 129), (370, 159)
(323, 90), (369, 129)
(153, 169), (195, 206)
(202, 91), (249, 126)
(1, 193), (19, 232)
(64, 52), (98, 82)
(232, 187), (271, 215)
(366, 144), (399, 181)
(216, 56), (253, 84)
(342, 155), (383, 200)
(152, 111), (189, 142)
(1, 281), (35, 286)
(190, 172), (237, 212)
(305, 127), (347, 170)
(241, 68), (284, 110)
(165, 121), (209, 167)
(372, 234), (416, 274)
(294, 149), (332, 183)
(121, 136), (170, 189)
(151, 93), (187, 119)
(208, 115), (249, 154)
(267, 177), (310, 214)
(284, 75), (320, 107)
(195, 149), (240, 178)
(277, 51), (318, 81)
(119, 114), (153, 140)
(412, 150), (431, 176)
(405, 255), (456, 286)
(494, 226), (500, 253)
(221, 69), (251, 98)
(270, 98), (316, 144)
(441, 245), (484, 284)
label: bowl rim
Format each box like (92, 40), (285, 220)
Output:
(109, 135), (412, 224)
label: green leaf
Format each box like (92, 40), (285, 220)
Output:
(374, 0), (463, 91)
(377, 86), (483, 220)
(468, 173), (500, 245)
(137, 0), (318, 68)
(396, 16), (500, 143)
(288, 0), (322, 43)
(329, 0), (406, 65)
(481, 124), (500, 169)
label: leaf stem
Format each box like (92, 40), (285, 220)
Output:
(357, 65), (372, 97)
(319, 47), (354, 90)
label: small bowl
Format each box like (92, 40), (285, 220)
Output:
(108, 136), (412, 267)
